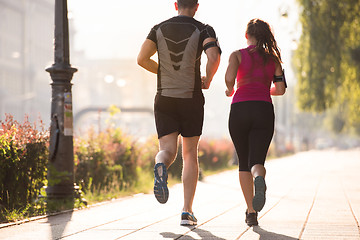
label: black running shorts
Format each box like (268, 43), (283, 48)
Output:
(154, 94), (205, 139)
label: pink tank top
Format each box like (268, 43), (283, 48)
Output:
(232, 45), (276, 104)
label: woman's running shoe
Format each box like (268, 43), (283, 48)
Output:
(245, 211), (258, 227)
(153, 163), (169, 204)
(252, 176), (266, 212)
(180, 212), (197, 226)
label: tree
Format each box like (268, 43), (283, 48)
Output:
(294, 0), (360, 134)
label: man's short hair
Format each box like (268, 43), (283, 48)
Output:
(177, 0), (198, 9)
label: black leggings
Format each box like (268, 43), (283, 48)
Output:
(228, 101), (275, 172)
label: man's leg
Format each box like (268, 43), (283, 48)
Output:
(154, 132), (179, 204)
(181, 136), (200, 213)
(156, 132), (179, 167)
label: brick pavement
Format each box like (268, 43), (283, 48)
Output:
(1, 149), (359, 240)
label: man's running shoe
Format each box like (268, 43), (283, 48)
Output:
(245, 211), (258, 227)
(252, 176), (266, 212)
(153, 162), (169, 204)
(180, 212), (197, 226)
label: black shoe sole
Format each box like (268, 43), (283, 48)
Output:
(253, 176), (266, 212)
(154, 163), (169, 204)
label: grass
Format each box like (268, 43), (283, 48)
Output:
(80, 167), (180, 205)
(63, 163), (238, 207)
(81, 169), (153, 204)
(1, 190), (86, 224)
(200, 165), (238, 178)
(0, 164), (237, 224)
(2, 207), (31, 223)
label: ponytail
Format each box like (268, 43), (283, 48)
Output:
(246, 19), (282, 65)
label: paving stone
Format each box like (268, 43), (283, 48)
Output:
(1, 149), (360, 240)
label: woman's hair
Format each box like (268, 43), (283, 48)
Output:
(177, 0), (198, 9)
(246, 19), (282, 64)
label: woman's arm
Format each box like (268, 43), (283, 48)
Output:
(270, 63), (286, 96)
(225, 51), (240, 97)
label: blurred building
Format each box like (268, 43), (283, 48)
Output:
(71, 57), (157, 137)
(0, 0), (156, 137)
(0, 0), (54, 123)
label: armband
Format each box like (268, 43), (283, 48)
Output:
(273, 69), (287, 88)
(203, 40), (222, 54)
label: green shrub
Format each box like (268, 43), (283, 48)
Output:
(74, 127), (143, 194)
(0, 114), (48, 219)
(198, 138), (235, 171)
(0, 112), (236, 223)
(167, 142), (183, 180)
(165, 137), (235, 180)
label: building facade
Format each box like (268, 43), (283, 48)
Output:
(0, 0), (54, 123)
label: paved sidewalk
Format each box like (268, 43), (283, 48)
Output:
(1, 149), (360, 240)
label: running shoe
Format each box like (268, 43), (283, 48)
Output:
(252, 176), (266, 212)
(153, 162), (169, 204)
(180, 212), (197, 226)
(245, 211), (258, 227)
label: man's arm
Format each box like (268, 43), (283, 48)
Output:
(201, 37), (221, 89)
(137, 39), (158, 74)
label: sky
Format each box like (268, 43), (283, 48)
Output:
(68, 0), (300, 61)
(67, 0), (301, 138)
(68, 0), (301, 91)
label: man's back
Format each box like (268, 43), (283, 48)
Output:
(147, 16), (217, 98)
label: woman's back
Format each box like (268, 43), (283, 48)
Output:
(232, 45), (276, 103)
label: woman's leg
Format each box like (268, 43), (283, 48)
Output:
(239, 171), (255, 213)
(248, 102), (274, 171)
(229, 103), (254, 212)
(251, 164), (266, 178)
(248, 102), (274, 212)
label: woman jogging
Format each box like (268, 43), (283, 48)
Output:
(225, 18), (286, 227)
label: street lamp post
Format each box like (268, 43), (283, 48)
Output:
(46, 0), (77, 198)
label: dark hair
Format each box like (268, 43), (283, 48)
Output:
(177, 0), (198, 9)
(246, 18), (282, 64)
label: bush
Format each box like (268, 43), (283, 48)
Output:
(198, 138), (235, 171)
(166, 137), (235, 180)
(167, 142), (183, 180)
(74, 127), (147, 194)
(0, 112), (236, 222)
(0, 114), (48, 218)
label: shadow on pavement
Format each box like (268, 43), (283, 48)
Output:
(46, 198), (74, 240)
(46, 210), (73, 240)
(161, 227), (226, 240)
(253, 226), (298, 240)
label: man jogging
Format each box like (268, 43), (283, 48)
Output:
(137, 0), (221, 226)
